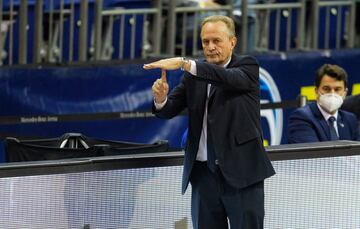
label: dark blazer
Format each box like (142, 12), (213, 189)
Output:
(342, 95), (360, 120)
(153, 54), (275, 194)
(288, 102), (360, 143)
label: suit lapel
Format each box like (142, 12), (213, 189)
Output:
(337, 112), (347, 140)
(310, 103), (331, 140)
(207, 55), (236, 100)
(207, 84), (215, 111)
(197, 81), (208, 111)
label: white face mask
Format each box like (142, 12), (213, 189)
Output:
(318, 93), (344, 113)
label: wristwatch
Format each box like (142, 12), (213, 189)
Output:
(180, 57), (189, 71)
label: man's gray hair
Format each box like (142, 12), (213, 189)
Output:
(201, 15), (236, 37)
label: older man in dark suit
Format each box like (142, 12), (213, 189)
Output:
(144, 15), (275, 229)
(288, 64), (360, 143)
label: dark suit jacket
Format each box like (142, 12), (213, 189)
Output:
(153, 54), (275, 194)
(342, 95), (360, 120)
(288, 102), (360, 143)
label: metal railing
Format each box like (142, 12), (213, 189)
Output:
(0, 0), (356, 66)
(93, 0), (162, 60)
(246, 0), (306, 53)
(165, 2), (233, 56)
(308, 0), (357, 50)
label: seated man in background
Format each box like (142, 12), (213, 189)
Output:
(342, 94), (360, 132)
(288, 64), (360, 143)
(342, 94), (360, 121)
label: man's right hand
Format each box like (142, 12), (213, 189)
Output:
(152, 69), (169, 104)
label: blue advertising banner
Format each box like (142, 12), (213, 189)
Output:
(0, 49), (359, 162)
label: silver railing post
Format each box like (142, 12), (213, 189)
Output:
(130, 14), (136, 59)
(142, 14), (149, 58)
(8, 0), (13, 65)
(228, 0), (234, 17)
(347, 0), (356, 48)
(68, 0), (75, 62)
(241, 0), (248, 53)
(79, 0), (88, 62)
(297, 0), (306, 50)
(47, 0), (53, 62)
(192, 11), (199, 56)
(299, 95), (307, 107)
(311, 0), (319, 49)
(59, 0), (64, 62)
(19, 0), (27, 64)
(152, 0), (162, 56)
(94, 0), (103, 60)
(166, 0), (176, 56)
(33, 0), (43, 64)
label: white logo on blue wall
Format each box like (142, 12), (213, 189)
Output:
(260, 67), (283, 145)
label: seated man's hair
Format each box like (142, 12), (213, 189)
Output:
(315, 64), (348, 88)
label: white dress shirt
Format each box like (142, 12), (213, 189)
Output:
(155, 57), (231, 161)
(317, 103), (339, 136)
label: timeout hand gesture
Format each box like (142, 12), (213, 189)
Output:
(144, 57), (189, 103)
(151, 69), (169, 104)
(143, 57), (184, 70)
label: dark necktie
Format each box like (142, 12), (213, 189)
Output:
(207, 84), (217, 172)
(207, 123), (217, 172)
(328, 116), (339, 141)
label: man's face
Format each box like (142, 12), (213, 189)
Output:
(201, 21), (236, 66)
(316, 74), (347, 101)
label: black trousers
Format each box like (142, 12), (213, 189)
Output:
(190, 161), (265, 229)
